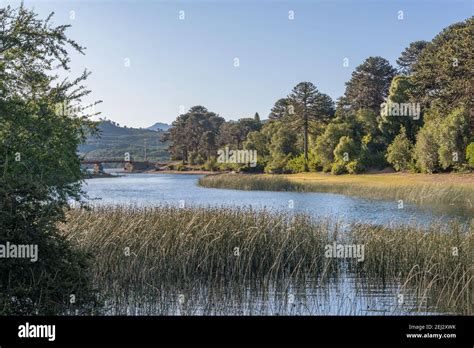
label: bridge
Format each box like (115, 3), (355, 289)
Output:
(81, 159), (156, 173)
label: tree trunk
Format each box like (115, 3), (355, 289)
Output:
(303, 114), (309, 172)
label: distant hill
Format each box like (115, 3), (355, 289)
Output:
(147, 122), (171, 131)
(78, 120), (170, 162)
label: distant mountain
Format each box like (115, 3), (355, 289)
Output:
(78, 120), (170, 162)
(147, 122), (171, 131)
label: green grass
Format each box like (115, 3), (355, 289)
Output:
(60, 206), (473, 314)
(198, 173), (474, 211)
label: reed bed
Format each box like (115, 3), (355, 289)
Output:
(60, 206), (472, 314)
(349, 222), (473, 314)
(198, 174), (474, 210)
(61, 206), (340, 293)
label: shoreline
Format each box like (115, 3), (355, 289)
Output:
(198, 172), (474, 211)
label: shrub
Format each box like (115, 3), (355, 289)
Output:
(334, 136), (360, 164)
(314, 124), (351, 171)
(386, 126), (413, 171)
(346, 160), (363, 174)
(414, 122), (439, 173)
(285, 154), (306, 173)
(176, 163), (187, 171)
(285, 151), (319, 173)
(331, 161), (347, 175)
(466, 142), (474, 169)
(437, 108), (470, 170)
(203, 157), (218, 171)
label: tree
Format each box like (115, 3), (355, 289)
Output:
(254, 112), (260, 122)
(314, 123), (351, 172)
(386, 126), (413, 171)
(437, 108), (470, 170)
(288, 82), (334, 171)
(396, 40), (428, 75)
(266, 126), (298, 173)
(378, 75), (421, 143)
(413, 106), (470, 172)
(343, 57), (396, 113)
(163, 106), (224, 163)
(412, 18), (473, 111)
(413, 108), (441, 173)
(0, 5), (99, 314)
(217, 117), (261, 150)
(268, 98), (291, 120)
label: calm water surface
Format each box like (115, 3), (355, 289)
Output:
(83, 173), (469, 227)
(82, 173), (470, 315)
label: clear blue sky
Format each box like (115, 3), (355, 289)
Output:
(8, 0), (472, 128)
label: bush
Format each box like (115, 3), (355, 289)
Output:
(331, 161), (347, 175)
(188, 152), (205, 165)
(314, 124), (351, 170)
(346, 160), (363, 174)
(466, 142), (474, 169)
(265, 154), (292, 174)
(203, 157), (218, 171)
(285, 152), (319, 173)
(285, 154), (306, 173)
(176, 163), (187, 171)
(414, 122), (439, 173)
(334, 136), (360, 164)
(386, 126), (413, 171)
(361, 151), (387, 170)
(437, 108), (470, 170)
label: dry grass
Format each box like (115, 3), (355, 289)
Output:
(199, 173), (474, 210)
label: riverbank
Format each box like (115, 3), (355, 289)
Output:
(146, 169), (219, 175)
(198, 172), (474, 211)
(61, 206), (472, 314)
(84, 172), (118, 179)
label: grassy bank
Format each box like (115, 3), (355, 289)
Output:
(60, 206), (472, 314)
(198, 173), (474, 211)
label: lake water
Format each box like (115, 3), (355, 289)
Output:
(83, 173), (468, 227)
(82, 173), (470, 315)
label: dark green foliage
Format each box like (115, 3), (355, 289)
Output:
(0, 5), (99, 314)
(342, 57), (396, 113)
(386, 126), (413, 171)
(396, 40), (429, 75)
(163, 106), (224, 163)
(378, 75), (421, 143)
(165, 18), (471, 176)
(287, 82), (335, 170)
(314, 123), (351, 172)
(412, 18), (473, 111)
(466, 143), (474, 169)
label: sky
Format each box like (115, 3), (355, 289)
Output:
(6, 0), (473, 128)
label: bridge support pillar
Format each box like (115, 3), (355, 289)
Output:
(93, 163), (104, 174)
(124, 162), (134, 172)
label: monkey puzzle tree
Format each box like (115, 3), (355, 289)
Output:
(342, 57), (396, 114)
(396, 40), (428, 75)
(287, 82), (334, 171)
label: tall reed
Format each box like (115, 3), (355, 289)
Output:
(60, 206), (472, 314)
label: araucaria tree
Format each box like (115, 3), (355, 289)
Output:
(342, 56), (396, 113)
(163, 106), (224, 164)
(287, 82), (334, 171)
(0, 5), (99, 314)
